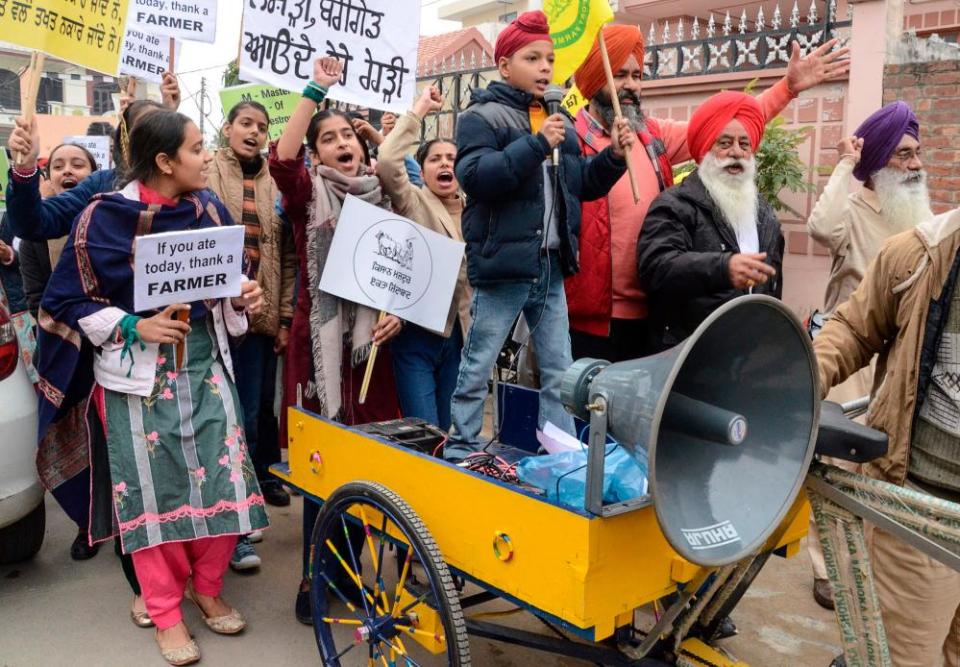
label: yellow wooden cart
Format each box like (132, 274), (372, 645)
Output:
(272, 296), (821, 666)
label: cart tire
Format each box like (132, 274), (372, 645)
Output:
(309, 480), (471, 666)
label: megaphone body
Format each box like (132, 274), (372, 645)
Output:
(561, 295), (819, 566)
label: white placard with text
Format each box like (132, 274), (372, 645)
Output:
(62, 135), (112, 170)
(134, 226), (244, 312)
(319, 195), (463, 333)
(239, 0), (419, 113)
(129, 0), (217, 43)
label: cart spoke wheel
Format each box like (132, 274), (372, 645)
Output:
(310, 481), (471, 667)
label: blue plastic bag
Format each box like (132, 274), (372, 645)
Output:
(516, 444), (648, 510)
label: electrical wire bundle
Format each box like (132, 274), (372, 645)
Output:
(459, 452), (520, 484)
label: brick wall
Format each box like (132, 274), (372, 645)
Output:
(884, 60), (960, 214)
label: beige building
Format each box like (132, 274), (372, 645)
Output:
(438, 0), (540, 46)
(0, 44), (160, 146)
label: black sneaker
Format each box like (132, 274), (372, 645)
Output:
(713, 616), (738, 640)
(295, 588), (312, 625)
(261, 480), (290, 507)
(70, 530), (101, 561)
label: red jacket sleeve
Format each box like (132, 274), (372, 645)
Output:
(268, 141), (313, 225)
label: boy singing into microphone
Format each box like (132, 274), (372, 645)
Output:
(446, 10), (634, 458)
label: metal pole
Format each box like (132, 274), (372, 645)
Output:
(199, 76), (206, 137)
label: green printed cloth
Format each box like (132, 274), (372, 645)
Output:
(105, 318), (268, 553)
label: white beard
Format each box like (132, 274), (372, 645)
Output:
(870, 167), (933, 231)
(698, 153), (759, 241)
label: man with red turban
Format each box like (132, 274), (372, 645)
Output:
(565, 25), (850, 360)
(637, 90), (783, 351)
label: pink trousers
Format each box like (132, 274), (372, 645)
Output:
(131, 535), (238, 630)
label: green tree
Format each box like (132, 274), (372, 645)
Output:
(217, 59), (247, 146)
(223, 59), (244, 87)
(753, 115), (816, 216)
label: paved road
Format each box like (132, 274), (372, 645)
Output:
(0, 496), (840, 666)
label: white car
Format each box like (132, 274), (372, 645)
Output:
(0, 302), (43, 564)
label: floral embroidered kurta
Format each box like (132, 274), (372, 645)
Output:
(105, 320), (268, 553)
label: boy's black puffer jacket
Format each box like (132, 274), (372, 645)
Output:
(454, 81), (626, 285)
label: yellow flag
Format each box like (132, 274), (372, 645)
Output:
(545, 0), (615, 85)
(561, 83), (588, 116)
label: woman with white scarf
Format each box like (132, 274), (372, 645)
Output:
(268, 56), (403, 625)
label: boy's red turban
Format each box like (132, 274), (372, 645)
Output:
(494, 11), (552, 64)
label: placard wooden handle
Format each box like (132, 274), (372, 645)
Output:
(358, 311), (386, 405)
(598, 32), (640, 205)
(15, 51), (45, 166)
(175, 308), (190, 371)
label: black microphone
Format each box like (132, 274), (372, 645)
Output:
(543, 84), (565, 167)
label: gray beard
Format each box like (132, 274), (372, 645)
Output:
(698, 153), (759, 237)
(591, 93), (643, 131)
(870, 167), (933, 231)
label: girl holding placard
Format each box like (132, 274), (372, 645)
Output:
(36, 110), (267, 666)
(6, 77), (180, 242)
(12, 115), (165, 628)
(270, 56), (402, 624)
(373, 84), (471, 432)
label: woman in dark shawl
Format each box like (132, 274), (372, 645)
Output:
(38, 111), (267, 666)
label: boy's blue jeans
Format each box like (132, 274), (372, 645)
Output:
(448, 252), (575, 455)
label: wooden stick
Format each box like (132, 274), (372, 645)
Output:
(12, 51), (33, 165)
(168, 37), (176, 73)
(175, 308), (190, 371)
(235, 25), (243, 66)
(16, 51), (45, 166)
(358, 311), (386, 405)
(597, 31), (640, 205)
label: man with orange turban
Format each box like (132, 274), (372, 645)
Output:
(637, 90), (783, 352)
(565, 25), (850, 360)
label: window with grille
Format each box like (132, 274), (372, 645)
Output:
(92, 81), (115, 115)
(36, 76), (63, 113)
(0, 69), (20, 111)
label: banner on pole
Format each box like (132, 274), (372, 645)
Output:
(0, 150), (9, 211)
(544, 0), (615, 85)
(0, 0), (132, 75)
(219, 84), (300, 141)
(134, 226), (245, 312)
(239, 0), (420, 113)
(129, 0), (216, 43)
(62, 135), (113, 170)
(319, 196), (464, 333)
(120, 28), (179, 82)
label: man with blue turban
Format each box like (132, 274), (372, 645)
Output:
(805, 101), (930, 613)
